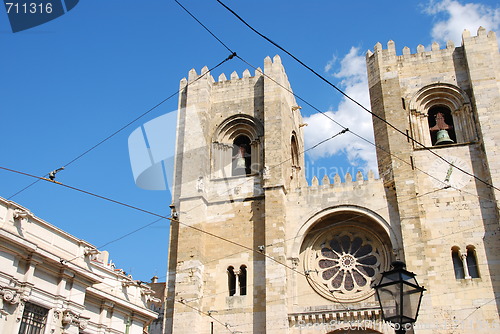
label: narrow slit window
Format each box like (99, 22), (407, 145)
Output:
(239, 265), (247, 296)
(466, 246), (480, 278)
(227, 266), (236, 296)
(291, 135), (299, 168)
(452, 247), (464, 279)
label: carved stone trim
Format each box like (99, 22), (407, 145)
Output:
(61, 309), (89, 330)
(288, 307), (382, 328)
(0, 287), (21, 305)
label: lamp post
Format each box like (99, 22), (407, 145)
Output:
(374, 261), (426, 334)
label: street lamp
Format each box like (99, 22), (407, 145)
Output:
(374, 261), (426, 334)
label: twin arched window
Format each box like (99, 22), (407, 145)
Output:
(452, 245), (479, 279)
(227, 265), (247, 296)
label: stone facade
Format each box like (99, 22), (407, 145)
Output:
(166, 28), (500, 333)
(0, 197), (158, 334)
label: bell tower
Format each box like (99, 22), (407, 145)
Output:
(366, 27), (500, 330)
(165, 55), (305, 334)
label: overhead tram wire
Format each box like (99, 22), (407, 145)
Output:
(214, 0), (500, 193)
(174, 0), (233, 54)
(174, 0), (498, 207)
(176, 299), (235, 334)
(0, 153), (356, 311)
(6, 54), (236, 201)
(238, 57), (497, 205)
(166, 5), (500, 313)
(1, 124), (348, 278)
(3, 4), (492, 324)
(2, 129), (495, 311)
(0, 166), (301, 274)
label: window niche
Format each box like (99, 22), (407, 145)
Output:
(451, 246), (465, 279)
(232, 135), (252, 176)
(466, 245), (480, 279)
(409, 83), (475, 148)
(212, 115), (263, 179)
(451, 245), (480, 280)
(227, 266), (236, 296)
(428, 106), (456, 145)
(290, 134), (301, 184)
(291, 134), (300, 169)
(227, 265), (247, 297)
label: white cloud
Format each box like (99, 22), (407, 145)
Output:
(324, 54), (337, 73)
(303, 47), (377, 173)
(425, 0), (500, 45)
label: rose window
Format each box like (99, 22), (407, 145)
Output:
(304, 226), (389, 302)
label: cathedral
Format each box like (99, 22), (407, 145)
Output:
(165, 28), (500, 333)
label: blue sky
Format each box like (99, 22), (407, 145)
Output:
(1, 0), (499, 282)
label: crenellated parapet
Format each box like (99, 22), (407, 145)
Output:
(178, 55), (296, 105)
(366, 27), (497, 65)
(365, 26), (499, 124)
(180, 55), (292, 87)
(293, 170), (383, 202)
(180, 65), (264, 86)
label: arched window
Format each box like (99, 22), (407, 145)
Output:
(451, 246), (465, 279)
(409, 83), (475, 147)
(466, 246), (480, 278)
(212, 115), (263, 178)
(428, 106), (456, 145)
(232, 135), (252, 176)
(227, 266), (236, 296)
(291, 135), (299, 168)
(239, 265), (247, 296)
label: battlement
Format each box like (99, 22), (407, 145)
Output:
(309, 170), (376, 186)
(179, 55), (292, 90)
(297, 170), (382, 196)
(288, 170), (386, 212)
(366, 27), (498, 63)
(180, 66), (263, 85)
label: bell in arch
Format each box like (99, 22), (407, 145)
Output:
(429, 111), (455, 145)
(435, 129), (454, 145)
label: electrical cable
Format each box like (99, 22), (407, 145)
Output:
(2, 158), (497, 328)
(174, 0), (233, 54)
(0, 165), (304, 275)
(214, 0), (500, 193)
(0, 131), (356, 311)
(173, 0), (498, 206)
(175, 299), (235, 333)
(174, 1), (498, 257)
(3, 125), (346, 265)
(3, 4), (496, 329)
(452, 296), (500, 331)
(6, 54), (235, 201)
(1, 4), (494, 331)
(236, 56), (498, 206)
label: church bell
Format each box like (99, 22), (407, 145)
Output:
(435, 129), (454, 145)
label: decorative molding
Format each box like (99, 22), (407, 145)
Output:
(62, 309), (89, 332)
(0, 283), (30, 306)
(288, 307), (382, 328)
(0, 287), (20, 305)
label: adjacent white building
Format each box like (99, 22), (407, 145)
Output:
(0, 196), (158, 334)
